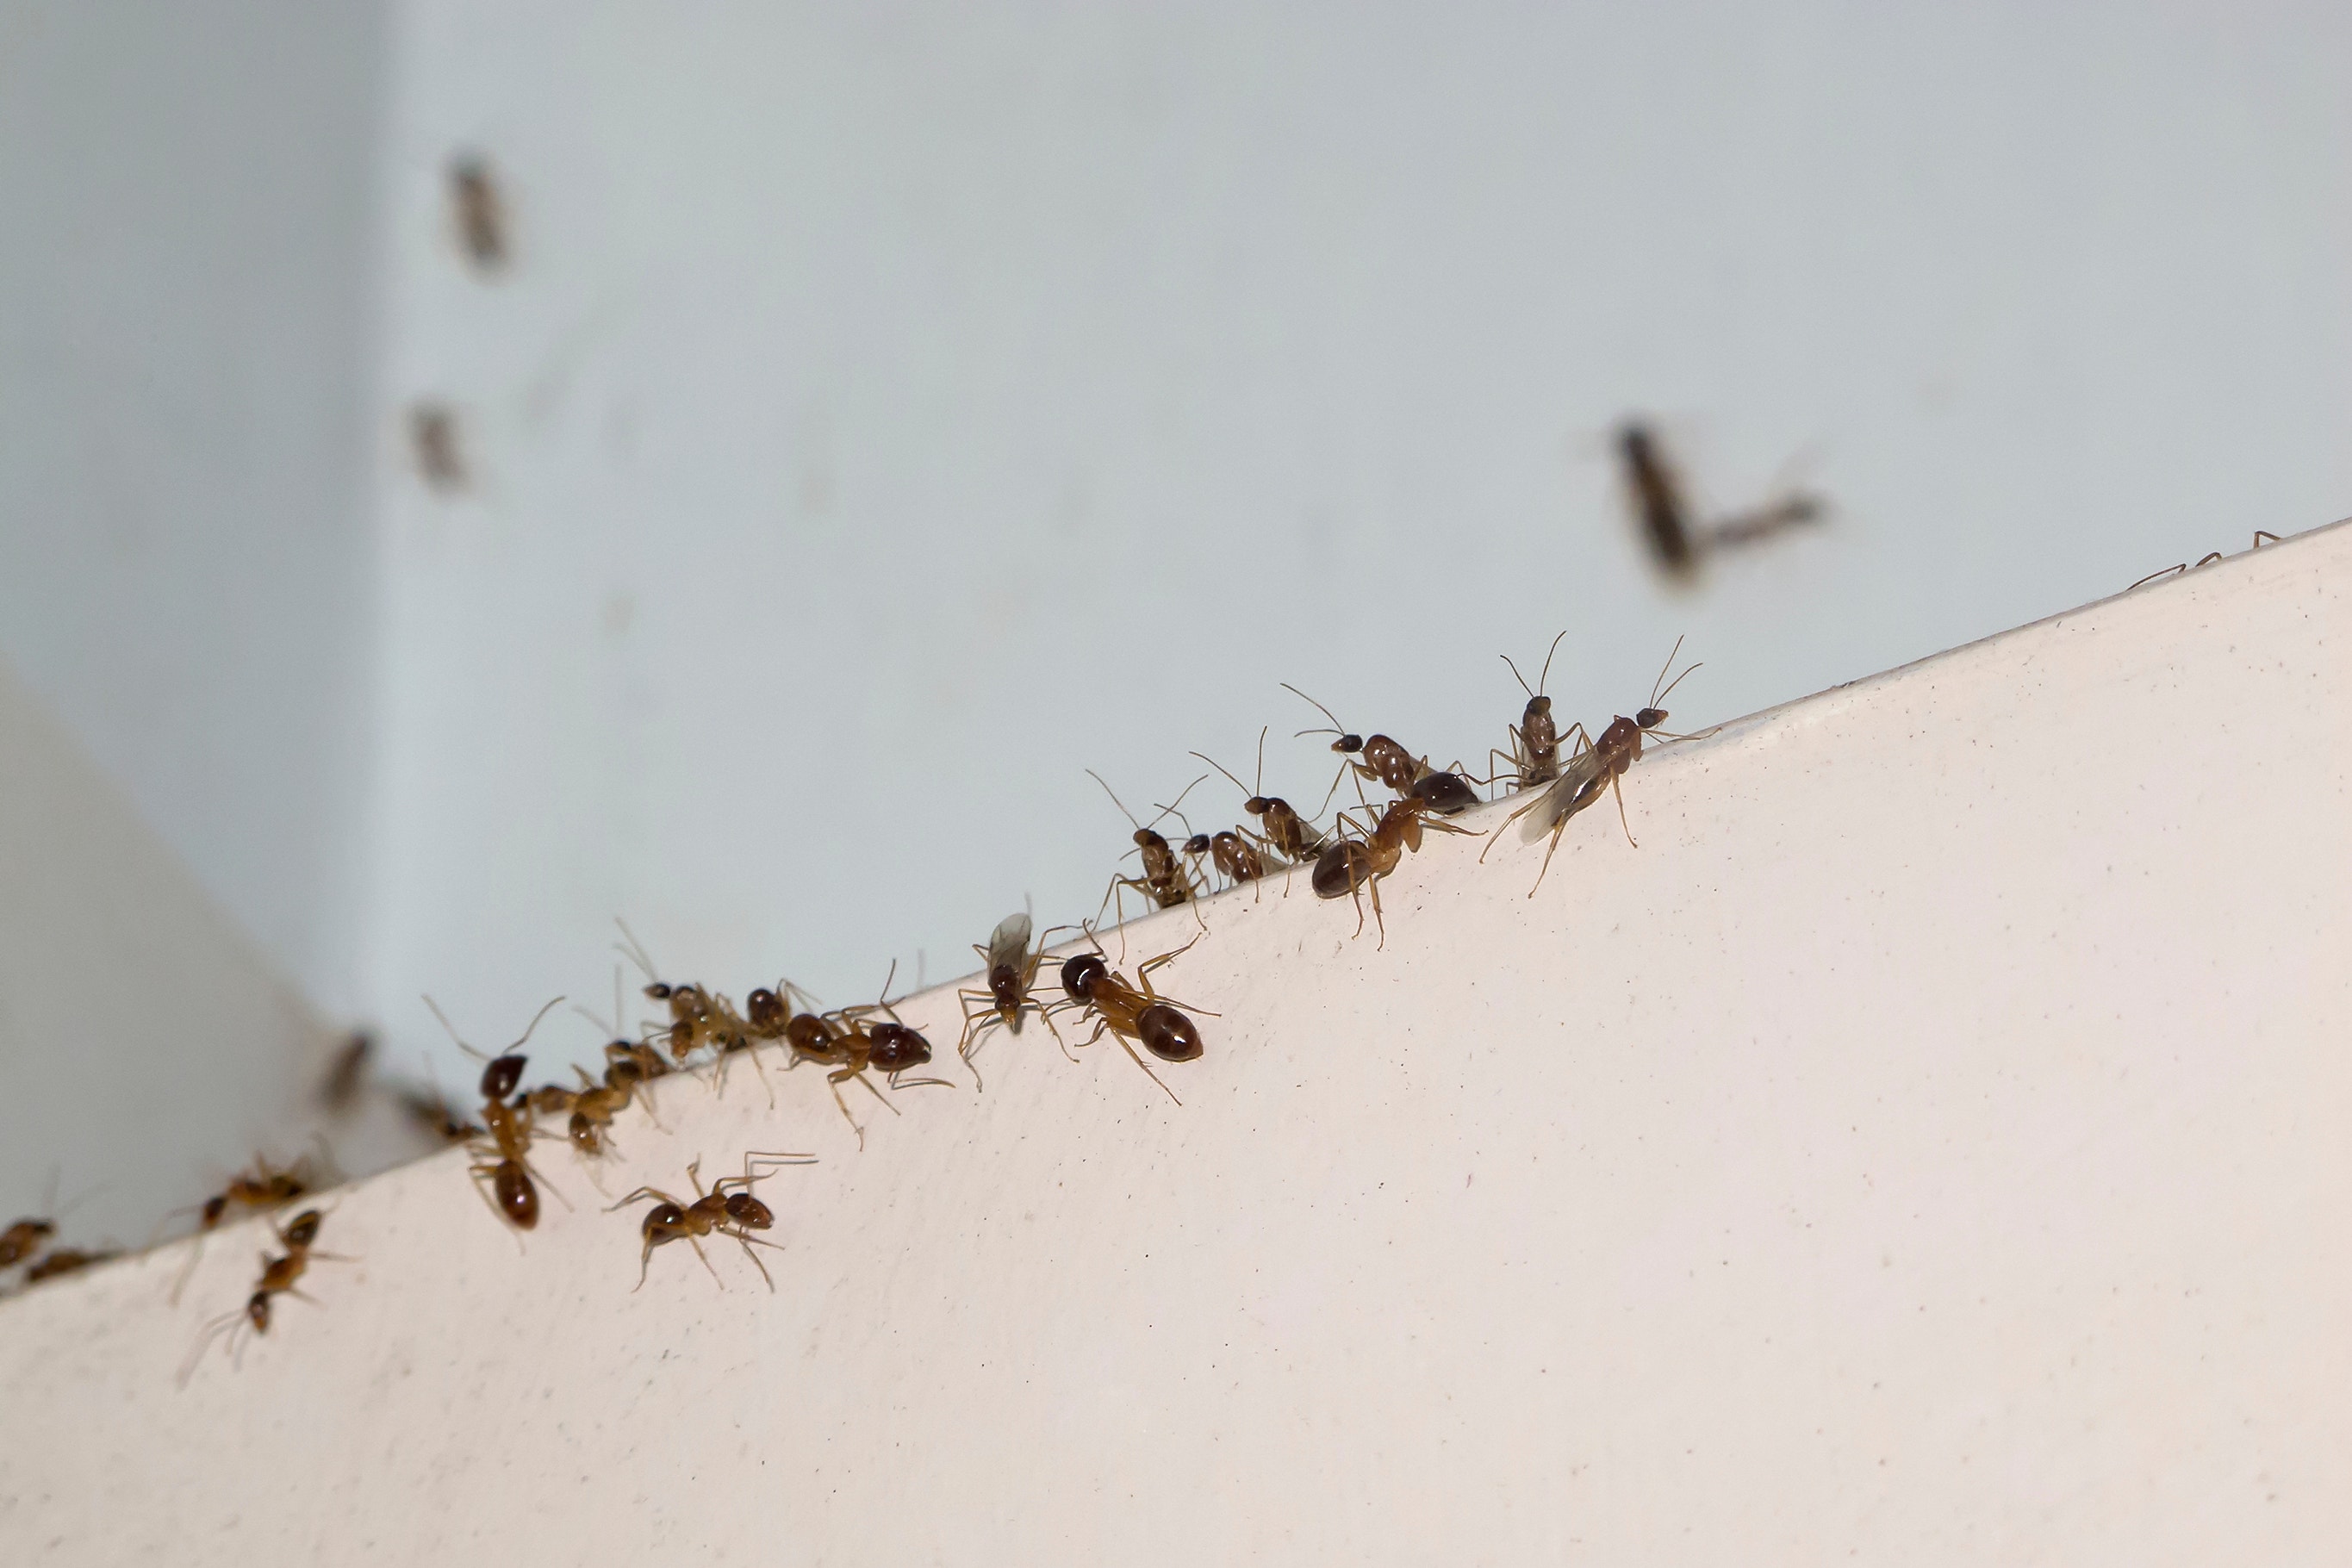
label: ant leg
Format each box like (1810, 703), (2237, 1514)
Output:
(687, 1233), (724, 1290)
(1111, 1032), (1183, 1106)
(1369, 874), (1387, 951)
(635, 1237), (662, 1291)
(2128, 563), (2189, 591)
(1608, 770), (1637, 849)
(520, 1152), (573, 1211)
(729, 1228), (777, 1291)
(2254, 530), (2282, 547)
(605, 1185), (683, 1214)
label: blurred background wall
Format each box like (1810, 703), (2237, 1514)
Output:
(3, 1), (2349, 1227)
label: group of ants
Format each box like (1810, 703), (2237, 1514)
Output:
(3, 623), (1709, 1385)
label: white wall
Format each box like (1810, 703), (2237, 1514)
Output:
(3, 3), (2350, 1139)
(368, 2), (2352, 1085)
(0, 0), (387, 1020)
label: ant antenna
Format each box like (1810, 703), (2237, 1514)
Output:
(1280, 682), (1362, 750)
(1086, 768), (1143, 830)
(420, 993), (564, 1061)
(1503, 629), (1570, 700)
(1650, 635), (1702, 709)
(612, 918), (661, 984)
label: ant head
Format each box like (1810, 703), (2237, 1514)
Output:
(1332, 733), (1364, 754)
(1617, 420), (1657, 462)
(745, 987), (786, 1033)
(644, 982), (672, 1000)
(246, 1291), (272, 1332)
(200, 1196), (227, 1228)
(1183, 833), (1210, 856)
(1242, 795), (1271, 816)
(1061, 953), (1110, 1005)
(1132, 826), (1165, 849)
(1636, 706), (1668, 730)
(480, 1053), (526, 1102)
(1526, 694), (1552, 720)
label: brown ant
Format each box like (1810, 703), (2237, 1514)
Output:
(1193, 726), (1330, 868)
(1487, 631), (1572, 794)
(177, 1207), (345, 1384)
(448, 152), (508, 272)
(23, 1246), (121, 1285)
(609, 1152), (814, 1291)
(573, 968), (674, 1119)
(426, 996), (572, 1235)
(1048, 929), (1215, 1105)
(1310, 777), (1484, 947)
(2127, 531), (2284, 591)
(782, 965), (951, 1148)
(163, 1150), (332, 1304)
(1089, 770), (1210, 926)
(1283, 683), (1428, 801)
(1617, 420), (1824, 582)
(1487, 638), (1701, 894)
(317, 1030), (373, 1113)
(614, 920), (754, 1068)
(955, 907), (1068, 1090)
(393, 1082), (478, 1144)
(408, 401), (468, 493)
(1, 1216), (54, 1271)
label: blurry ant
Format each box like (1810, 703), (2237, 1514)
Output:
(23, 1247), (121, 1285)
(1487, 638), (1701, 894)
(426, 996), (572, 1236)
(2127, 531), (2284, 591)
(163, 1149), (332, 1304)
(574, 968), (673, 1122)
(1618, 420), (1824, 582)
(448, 152), (508, 272)
(614, 920), (752, 1067)
(955, 907), (1068, 1091)
(177, 1207), (345, 1384)
(1487, 631), (1572, 795)
(393, 1082), (477, 1145)
(1310, 777), (1484, 947)
(2, 1169), (87, 1273)
(1049, 929), (1215, 1105)
(316, 1030), (374, 1114)
(1089, 770), (1209, 927)
(1193, 726), (1330, 869)
(408, 401), (468, 493)
(609, 1152), (814, 1292)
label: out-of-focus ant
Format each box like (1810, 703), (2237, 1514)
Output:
(1089, 770), (1209, 926)
(448, 152), (508, 272)
(177, 1207), (345, 1385)
(1487, 631), (1572, 795)
(1488, 638), (1701, 894)
(23, 1247), (120, 1285)
(1617, 420), (1824, 582)
(1310, 776), (1484, 947)
(1050, 930), (1214, 1105)
(2127, 531), (2284, 591)
(426, 996), (571, 1236)
(615, 921), (754, 1069)
(955, 907), (1067, 1091)
(609, 1152), (814, 1291)
(316, 1030), (374, 1114)
(408, 401), (468, 494)
(164, 1150), (332, 1304)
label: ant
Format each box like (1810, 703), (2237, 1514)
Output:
(1089, 770), (1210, 927)
(394, 1082), (478, 1145)
(408, 401), (468, 493)
(1617, 420), (1824, 582)
(615, 920), (753, 1068)
(1283, 683), (1428, 803)
(177, 1208), (345, 1384)
(2127, 531), (2284, 591)
(1, 1169), (89, 1273)
(426, 996), (572, 1235)
(955, 907), (1068, 1091)
(1487, 631), (1571, 795)
(164, 1150), (331, 1304)
(1310, 778), (1484, 947)
(23, 1247), (120, 1285)
(1193, 726), (1330, 869)
(317, 1030), (373, 1114)
(574, 968), (674, 1121)
(784, 964), (951, 1148)
(609, 1152), (814, 1291)
(1487, 638), (1701, 894)
(448, 152), (508, 272)
(1049, 929), (1215, 1105)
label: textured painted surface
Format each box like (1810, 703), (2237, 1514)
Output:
(1, 526), (2345, 1561)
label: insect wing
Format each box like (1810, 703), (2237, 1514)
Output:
(986, 912), (1033, 972)
(1519, 746), (1606, 843)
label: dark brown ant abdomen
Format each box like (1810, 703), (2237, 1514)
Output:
(1407, 770), (1479, 816)
(987, 963), (1024, 1024)
(725, 1193), (773, 1229)
(1061, 954), (1110, 1005)
(868, 1023), (932, 1073)
(1136, 1004), (1203, 1062)
(1313, 840), (1375, 899)
(494, 1162), (538, 1229)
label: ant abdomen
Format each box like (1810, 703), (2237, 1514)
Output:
(494, 1163), (538, 1229)
(1312, 840), (1374, 899)
(1061, 954), (1110, 1005)
(867, 1023), (932, 1073)
(1136, 1004), (1203, 1063)
(1407, 770), (1479, 816)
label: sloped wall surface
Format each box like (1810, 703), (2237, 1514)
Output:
(1, 526), (2344, 1563)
